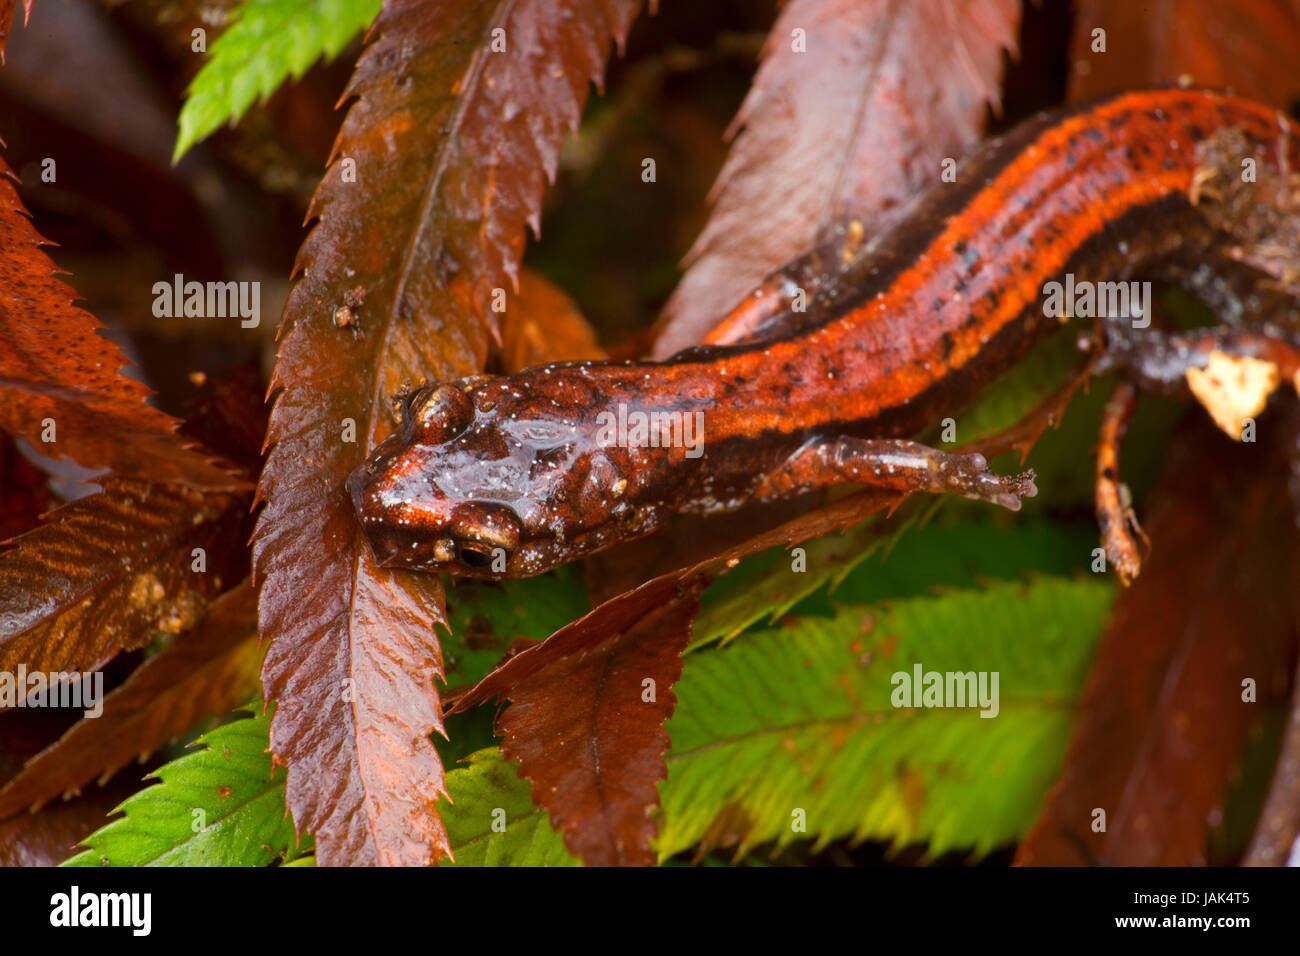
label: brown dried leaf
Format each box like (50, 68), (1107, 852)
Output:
(1069, 0), (1300, 107)
(0, 0), (32, 64)
(0, 580), (260, 817)
(0, 696), (72, 781)
(254, 0), (644, 866)
(651, 0), (1020, 356)
(1016, 418), (1298, 866)
(0, 430), (50, 541)
(0, 150), (244, 491)
(498, 269), (607, 374)
(968, 355), (1094, 464)
(585, 495), (812, 605)
(1245, 651), (1300, 864)
(0, 693), (115, 865)
(465, 586), (701, 866)
(177, 365), (267, 474)
(0, 778), (136, 867)
(0, 478), (249, 678)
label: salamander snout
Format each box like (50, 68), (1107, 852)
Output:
(349, 381), (527, 576)
(349, 449), (525, 575)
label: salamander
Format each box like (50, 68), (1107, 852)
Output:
(349, 88), (1300, 579)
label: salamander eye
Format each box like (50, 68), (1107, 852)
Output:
(404, 384), (474, 443)
(456, 540), (498, 568)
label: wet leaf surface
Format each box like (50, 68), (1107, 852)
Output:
(651, 0), (1020, 356)
(461, 588), (700, 866)
(0, 581), (261, 817)
(1017, 418), (1299, 865)
(0, 431), (50, 542)
(497, 268), (607, 373)
(0, 477), (249, 678)
(0, 149), (243, 491)
(254, 0), (644, 865)
(0, 0), (32, 63)
(1069, 0), (1300, 108)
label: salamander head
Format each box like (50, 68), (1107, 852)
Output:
(348, 382), (530, 578)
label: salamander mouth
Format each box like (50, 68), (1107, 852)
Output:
(346, 461), (374, 525)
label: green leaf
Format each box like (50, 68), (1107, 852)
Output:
(804, 514), (1098, 611)
(1012, 380), (1188, 513)
(62, 705), (308, 866)
(440, 749), (577, 867)
(445, 572), (1112, 865)
(934, 326), (1086, 444)
(129, 569), (1108, 866)
(658, 576), (1114, 861)
(174, 0), (381, 160)
(693, 511), (1097, 651)
(690, 508), (897, 651)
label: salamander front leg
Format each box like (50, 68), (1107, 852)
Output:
(755, 436), (1038, 511)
